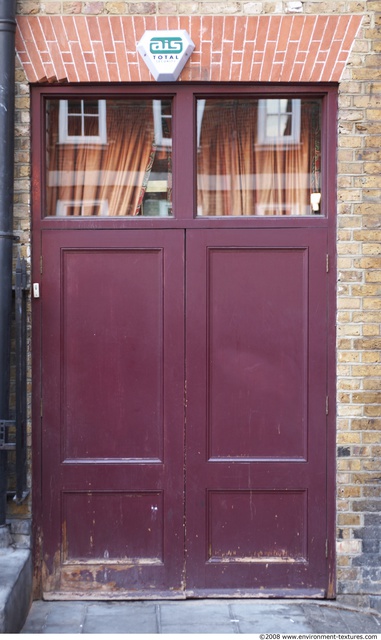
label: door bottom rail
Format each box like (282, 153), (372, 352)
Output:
(42, 587), (327, 601)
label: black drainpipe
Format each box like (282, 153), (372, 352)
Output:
(0, 0), (16, 526)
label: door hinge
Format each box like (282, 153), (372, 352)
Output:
(326, 396), (329, 415)
(326, 254), (329, 273)
(40, 255), (43, 275)
(325, 539), (329, 558)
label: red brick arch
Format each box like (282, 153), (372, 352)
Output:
(16, 14), (361, 84)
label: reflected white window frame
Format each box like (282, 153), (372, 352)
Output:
(56, 199), (109, 217)
(257, 99), (301, 145)
(196, 99), (206, 149)
(256, 203), (304, 216)
(58, 99), (107, 144)
(153, 100), (171, 147)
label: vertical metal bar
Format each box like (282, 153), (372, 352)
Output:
(0, 0), (16, 526)
(15, 260), (21, 496)
(15, 258), (27, 503)
(21, 261), (27, 496)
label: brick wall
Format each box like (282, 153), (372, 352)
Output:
(15, 13), (360, 82)
(12, 0), (381, 604)
(335, 2), (381, 606)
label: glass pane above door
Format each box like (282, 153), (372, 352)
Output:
(45, 98), (173, 217)
(197, 98), (322, 217)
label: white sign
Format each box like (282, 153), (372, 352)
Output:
(137, 30), (195, 82)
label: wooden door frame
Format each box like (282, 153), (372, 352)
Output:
(31, 83), (337, 598)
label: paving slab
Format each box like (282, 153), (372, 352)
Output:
(35, 601), (87, 634)
(159, 600), (236, 634)
(230, 601), (313, 634)
(17, 601), (56, 635)
(83, 602), (158, 634)
(21, 598), (381, 635)
(300, 602), (381, 635)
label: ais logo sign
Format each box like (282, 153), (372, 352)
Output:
(149, 37), (183, 56)
(137, 30), (195, 82)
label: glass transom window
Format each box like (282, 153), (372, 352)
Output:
(44, 92), (324, 219)
(197, 98), (322, 217)
(46, 98), (173, 217)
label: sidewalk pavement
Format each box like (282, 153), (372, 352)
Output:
(21, 599), (381, 635)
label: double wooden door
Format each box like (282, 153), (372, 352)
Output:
(37, 225), (330, 598)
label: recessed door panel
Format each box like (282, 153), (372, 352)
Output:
(63, 491), (164, 562)
(62, 248), (164, 461)
(207, 490), (307, 562)
(207, 247), (307, 460)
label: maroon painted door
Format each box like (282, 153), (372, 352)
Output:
(40, 229), (185, 596)
(34, 84), (335, 598)
(39, 226), (329, 597)
(41, 224), (327, 597)
(185, 228), (328, 596)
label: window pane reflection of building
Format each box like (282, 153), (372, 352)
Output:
(197, 98), (321, 217)
(46, 98), (173, 217)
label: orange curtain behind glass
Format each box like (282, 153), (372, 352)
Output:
(197, 99), (320, 217)
(197, 100), (257, 216)
(47, 100), (155, 216)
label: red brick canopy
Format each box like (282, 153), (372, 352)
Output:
(16, 14), (362, 84)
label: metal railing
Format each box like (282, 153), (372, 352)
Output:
(0, 257), (28, 504)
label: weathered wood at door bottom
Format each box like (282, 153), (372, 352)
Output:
(43, 588), (327, 601)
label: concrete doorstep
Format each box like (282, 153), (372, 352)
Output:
(0, 537), (32, 633)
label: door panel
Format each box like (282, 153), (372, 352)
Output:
(207, 245), (308, 460)
(62, 248), (164, 461)
(40, 230), (185, 596)
(185, 228), (328, 594)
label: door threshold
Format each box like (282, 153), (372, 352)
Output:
(43, 587), (326, 601)
(42, 591), (187, 601)
(184, 588), (327, 599)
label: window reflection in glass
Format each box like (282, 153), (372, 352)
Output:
(258, 99), (301, 144)
(46, 98), (173, 217)
(197, 98), (322, 216)
(60, 99), (105, 142)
